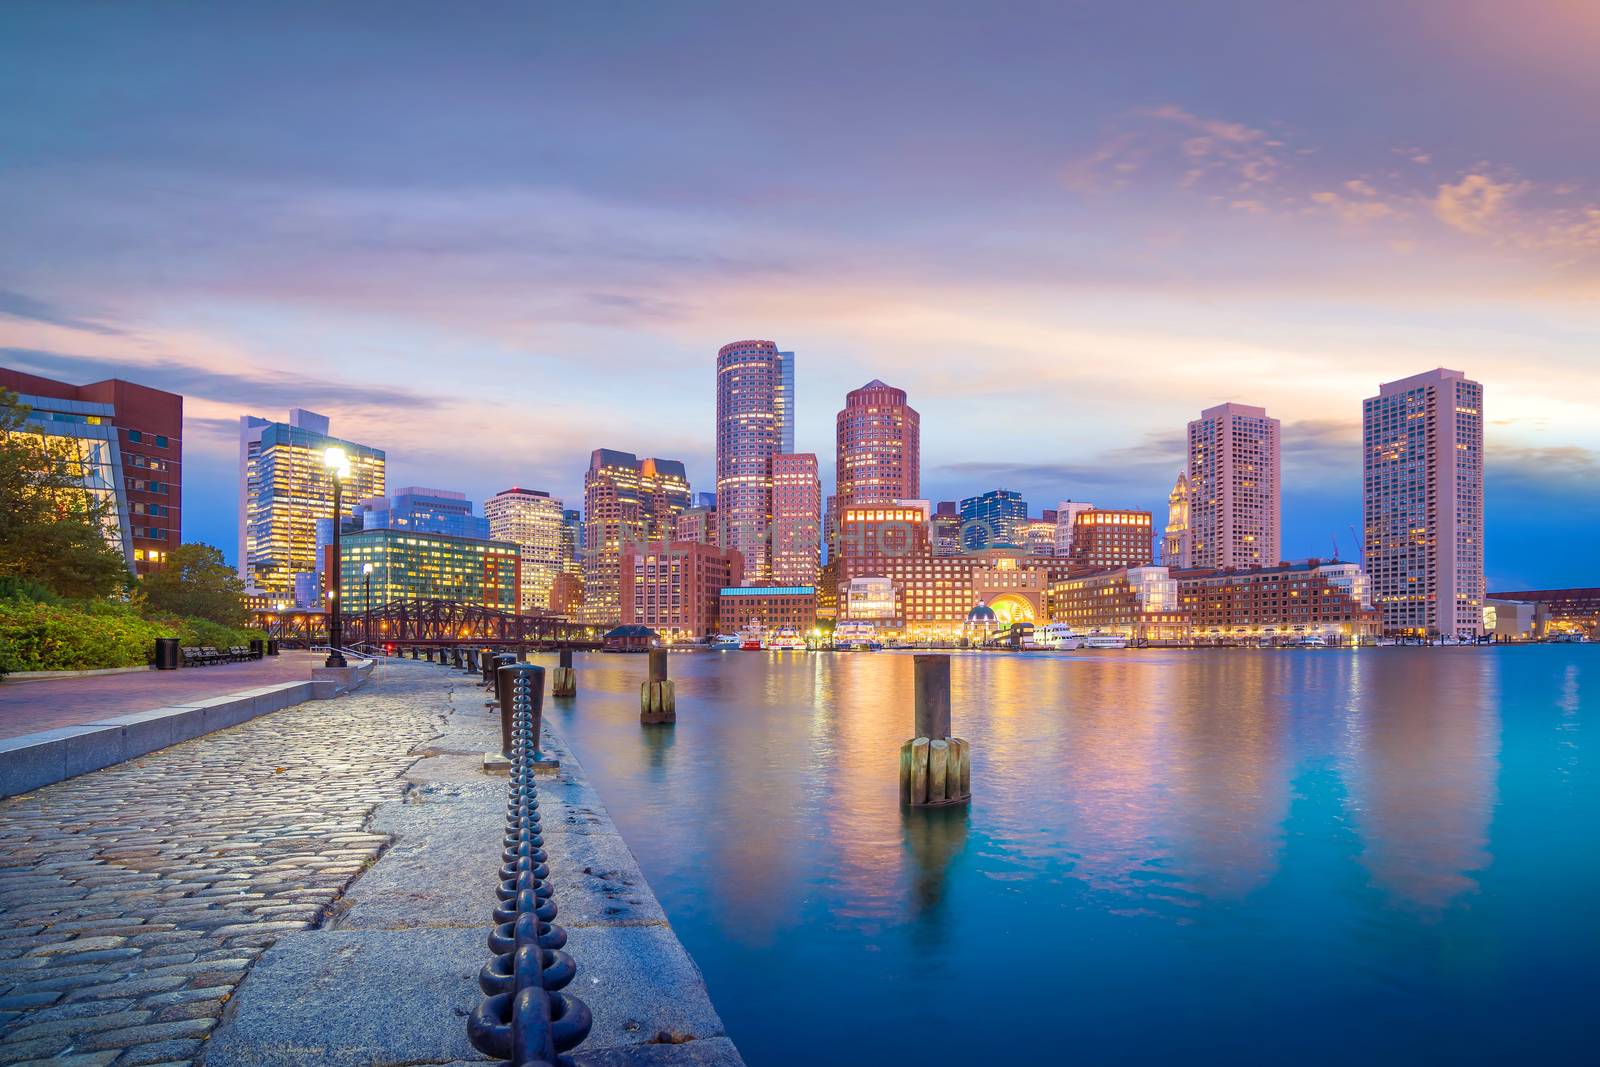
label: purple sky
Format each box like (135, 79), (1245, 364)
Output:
(2, 1), (1597, 588)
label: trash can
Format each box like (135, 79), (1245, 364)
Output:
(266, 639), (280, 656)
(249, 638), (264, 660)
(154, 637), (180, 670)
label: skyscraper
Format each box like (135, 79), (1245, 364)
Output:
(1054, 500), (1095, 557)
(485, 488), (566, 614)
(580, 449), (691, 626)
(770, 452), (821, 586)
(238, 409), (385, 597)
(1068, 509), (1154, 572)
(959, 489), (1027, 550)
(715, 339), (794, 582)
(835, 379), (920, 509)
(1362, 368), (1484, 638)
(1186, 402), (1281, 569)
(1163, 473), (1192, 569)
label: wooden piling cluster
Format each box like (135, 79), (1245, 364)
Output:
(900, 655), (972, 807)
(552, 648), (577, 697)
(640, 648), (675, 724)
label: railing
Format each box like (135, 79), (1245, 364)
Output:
(468, 664), (592, 1066)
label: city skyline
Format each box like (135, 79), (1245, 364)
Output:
(3, 3), (1598, 589)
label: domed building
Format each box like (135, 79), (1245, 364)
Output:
(965, 601), (999, 640)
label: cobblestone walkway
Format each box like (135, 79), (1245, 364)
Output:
(0, 663), (456, 1066)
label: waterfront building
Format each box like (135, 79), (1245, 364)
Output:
(815, 557), (840, 620)
(1163, 474), (1192, 569)
(359, 487), (489, 539)
(716, 340), (794, 582)
(1187, 402), (1281, 569)
(837, 503), (930, 560)
(238, 409), (385, 597)
(1173, 560), (1381, 642)
(771, 452), (821, 587)
(1068, 509), (1153, 572)
(1483, 598), (1541, 641)
(485, 487), (565, 614)
(581, 449), (691, 627)
(1485, 587), (1600, 639)
(1053, 500), (1095, 557)
(959, 489), (1027, 550)
(843, 576), (899, 624)
(549, 571), (584, 619)
(340, 527), (519, 613)
(718, 586), (817, 633)
(675, 506), (717, 546)
(620, 540), (743, 641)
(0, 367), (182, 574)
(931, 501), (963, 556)
(1022, 513), (1057, 556)
(1049, 566), (1186, 641)
(835, 379), (920, 508)
(1363, 368), (1485, 638)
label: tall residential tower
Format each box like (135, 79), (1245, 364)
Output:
(1186, 402), (1281, 569)
(1362, 368), (1484, 638)
(715, 340), (794, 582)
(580, 449), (691, 627)
(485, 488), (566, 614)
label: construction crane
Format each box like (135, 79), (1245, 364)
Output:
(1349, 524), (1363, 566)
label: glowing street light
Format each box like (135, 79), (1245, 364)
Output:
(324, 447), (352, 668)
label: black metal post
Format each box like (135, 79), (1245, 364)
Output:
(363, 570), (372, 650)
(325, 473), (348, 668)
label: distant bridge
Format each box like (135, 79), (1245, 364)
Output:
(252, 599), (605, 651)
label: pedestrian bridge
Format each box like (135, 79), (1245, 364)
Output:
(253, 599), (605, 651)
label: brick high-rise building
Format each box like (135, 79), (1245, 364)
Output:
(620, 540), (743, 641)
(1069, 509), (1154, 572)
(715, 340), (794, 582)
(1363, 368), (1485, 638)
(0, 368), (183, 575)
(1186, 402), (1281, 569)
(581, 449), (690, 627)
(770, 452), (821, 587)
(835, 379), (920, 511)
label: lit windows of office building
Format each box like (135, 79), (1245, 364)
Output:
(1068, 509), (1154, 572)
(340, 529), (520, 614)
(485, 487), (565, 614)
(715, 339), (794, 582)
(1186, 402), (1281, 569)
(238, 409), (385, 598)
(1362, 367), (1484, 639)
(1, 368), (182, 574)
(675, 506), (717, 546)
(958, 489), (1027, 550)
(1022, 513), (1057, 556)
(835, 379), (920, 509)
(581, 449), (691, 627)
(620, 540), (743, 641)
(771, 452), (821, 587)
(931, 501), (962, 556)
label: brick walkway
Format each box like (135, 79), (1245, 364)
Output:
(0, 663), (453, 1065)
(0, 653), (324, 740)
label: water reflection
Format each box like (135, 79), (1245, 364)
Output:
(545, 646), (1598, 1066)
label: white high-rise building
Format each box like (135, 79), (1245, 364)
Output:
(485, 487), (565, 614)
(1054, 501), (1095, 557)
(1362, 368), (1484, 638)
(1186, 402), (1281, 569)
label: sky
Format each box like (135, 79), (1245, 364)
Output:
(1, 0), (1597, 590)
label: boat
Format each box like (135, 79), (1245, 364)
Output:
(833, 620), (877, 651)
(765, 627), (806, 651)
(1084, 631), (1129, 649)
(1294, 634), (1328, 648)
(1037, 623), (1085, 651)
(709, 633), (741, 651)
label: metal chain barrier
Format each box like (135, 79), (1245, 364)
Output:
(467, 664), (593, 1066)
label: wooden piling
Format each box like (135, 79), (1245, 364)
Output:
(899, 654), (971, 807)
(640, 648), (675, 724)
(552, 647), (577, 697)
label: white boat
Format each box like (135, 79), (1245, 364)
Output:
(1037, 623), (1085, 650)
(709, 633), (741, 651)
(765, 627), (806, 651)
(1084, 631), (1129, 649)
(833, 620), (877, 650)
(1294, 634), (1328, 648)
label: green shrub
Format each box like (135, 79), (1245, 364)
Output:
(0, 599), (173, 673)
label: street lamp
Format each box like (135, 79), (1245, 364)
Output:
(362, 562), (374, 651)
(324, 447), (351, 668)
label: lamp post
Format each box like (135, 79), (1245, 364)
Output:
(362, 562), (374, 651)
(324, 447), (351, 668)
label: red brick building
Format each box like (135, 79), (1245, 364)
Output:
(718, 586), (818, 633)
(1068, 509), (1152, 573)
(621, 541), (743, 640)
(0, 367), (182, 574)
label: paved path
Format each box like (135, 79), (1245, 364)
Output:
(0, 664), (448, 1066)
(0, 654), (323, 740)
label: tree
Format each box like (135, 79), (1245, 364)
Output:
(138, 542), (248, 627)
(0, 389), (131, 599)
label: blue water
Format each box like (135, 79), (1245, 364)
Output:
(543, 648), (1597, 1065)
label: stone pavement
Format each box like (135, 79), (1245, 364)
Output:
(0, 663), (442, 1065)
(0, 654), (325, 740)
(0, 658), (742, 1067)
